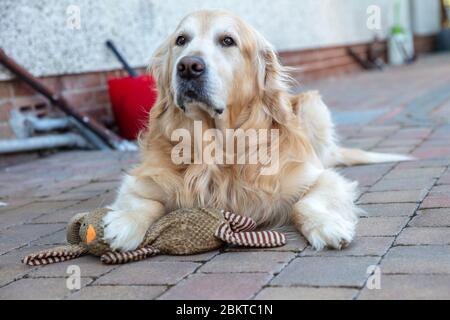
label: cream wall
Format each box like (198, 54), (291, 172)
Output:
(0, 0), (441, 80)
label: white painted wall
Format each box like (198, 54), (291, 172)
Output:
(411, 0), (442, 35)
(0, 0), (441, 80)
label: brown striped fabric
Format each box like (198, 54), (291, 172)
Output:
(22, 246), (86, 266)
(100, 246), (159, 264)
(214, 222), (286, 247)
(221, 210), (256, 232)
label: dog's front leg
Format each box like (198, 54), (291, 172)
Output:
(292, 169), (360, 250)
(103, 175), (166, 251)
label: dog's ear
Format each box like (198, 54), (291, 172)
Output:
(148, 37), (174, 118)
(256, 40), (293, 124)
(149, 37), (173, 93)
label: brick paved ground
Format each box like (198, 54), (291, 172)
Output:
(1, 53), (450, 300)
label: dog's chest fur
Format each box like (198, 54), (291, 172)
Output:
(166, 163), (296, 226)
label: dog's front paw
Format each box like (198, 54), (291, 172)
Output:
(102, 210), (148, 251)
(301, 215), (356, 251)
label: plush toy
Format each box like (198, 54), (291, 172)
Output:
(23, 207), (286, 266)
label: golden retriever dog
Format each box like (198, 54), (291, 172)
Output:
(102, 10), (410, 251)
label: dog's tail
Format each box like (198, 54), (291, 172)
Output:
(332, 147), (414, 166)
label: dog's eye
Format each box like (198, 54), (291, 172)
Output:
(176, 35), (187, 46)
(221, 36), (235, 47)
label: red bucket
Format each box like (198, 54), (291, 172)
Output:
(107, 75), (157, 140)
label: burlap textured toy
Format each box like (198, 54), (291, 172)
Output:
(23, 208), (286, 265)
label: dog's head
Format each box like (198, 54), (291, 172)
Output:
(150, 10), (291, 122)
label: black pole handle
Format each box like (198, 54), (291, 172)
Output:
(106, 40), (138, 78)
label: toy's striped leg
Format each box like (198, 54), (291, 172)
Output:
(100, 246), (160, 264)
(23, 245), (87, 266)
(215, 223), (286, 248)
(221, 210), (256, 232)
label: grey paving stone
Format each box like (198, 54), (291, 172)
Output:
(301, 237), (394, 257)
(158, 273), (272, 300)
(338, 164), (394, 187)
(420, 195), (450, 209)
(30, 229), (66, 245)
(255, 287), (358, 300)
(0, 201), (77, 229)
(396, 158), (450, 169)
(380, 245), (450, 274)
(358, 275), (450, 300)
(409, 208), (450, 227)
(358, 189), (428, 204)
(0, 223), (65, 255)
(429, 185), (450, 195)
(359, 203), (418, 217)
(198, 251), (294, 274)
(70, 181), (120, 193)
(377, 139), (423, 148)
(356, 217), (409, 237)
(0, 277), (93, 300)
(369, 178), (436, 192)
(384, 167), (446, 180)
(0, 245), (56, 287)
(270, 256), (380, 287)
(395, 227), (450, 245)
(94, 261), (199, 286)
(67, 285), (167, 300)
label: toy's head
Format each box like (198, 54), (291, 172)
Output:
(67, 208), (111, 255)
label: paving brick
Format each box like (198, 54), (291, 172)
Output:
(358, 190), (428, 204)
(377, 139), (423, 148)
(198, 251), (294, 274)
(359, 203), (418, 217)
(345, 137), (382, 149)
(0, 201), (77, 229)
(413, 146), (450, 159)
(389, 128), (432, 140)
(409, 208), (450, 227)
(383, 167), (446, 180)
(339, 164), (394, 187)
(380, 246), (450, 274)
(255, 287), (358, 300)
(0, 223), (65, 255)
(395, 227), (450, 245)
(159, 273), (272, 300)
(94, 261), (199, 286)
(358, 274), (450, 300)
(369, 178), (436, 192)
(356, 217), (409, 237)
(438, 172), (450, 185)
(428, 185), (450, 195)
(270, 256), (380, 287)
(0, 277), (92, 300)
(301, 237), (394, 257)
(420, 195), (450, 209)
(70, 181), (120, 193)
(30, 229), (66, 245)
(396, 159), (449, 169)
(0, 245), (56, 287)
(67, 285), (167, 300)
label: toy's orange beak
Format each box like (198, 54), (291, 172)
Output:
(86, 224), (96, 244)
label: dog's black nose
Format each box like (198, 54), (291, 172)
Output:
(177, 56), (205, 79)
